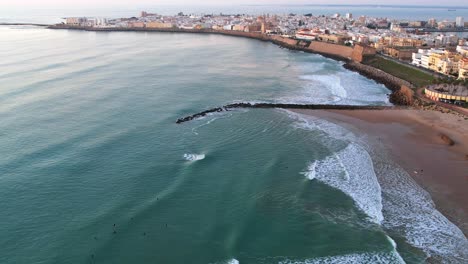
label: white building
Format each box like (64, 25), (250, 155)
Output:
(412, 48), (445, 69)
(412, 49), (426, 66)
(223, 25), (233, 30)
(456, 16), (464, 28)
(456, 45), (468, 56)
(346, 13), (353, 20)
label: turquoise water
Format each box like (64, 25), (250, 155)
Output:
(0, 26), (467, 264)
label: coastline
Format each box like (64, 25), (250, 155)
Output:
(46, 25), (413, 99)
(46, 25), (351, 60)
(291, 109), (468, 236)
(31, 26), (468, 225)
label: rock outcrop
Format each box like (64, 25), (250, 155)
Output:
(389, 85), (414, 106)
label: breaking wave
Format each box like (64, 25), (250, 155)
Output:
(279, 250), (404, 264)
(301, 143), (384, 224)
(374, 155), (468, 263)
(307, 75), (347, 100)
(285, 109), (468, 263)
(301, 161), (316, 180)
(183, 153), (205, 161)
(211, 258), (239, 264)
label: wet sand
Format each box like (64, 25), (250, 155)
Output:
(291, 109), (468, 235)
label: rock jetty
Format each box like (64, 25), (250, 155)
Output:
(176, 103), (395, 124)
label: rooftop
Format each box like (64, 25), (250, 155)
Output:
(427, 84), (468, 97)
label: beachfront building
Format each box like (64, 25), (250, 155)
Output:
(425, 84), (468, 105)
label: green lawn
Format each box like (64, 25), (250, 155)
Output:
(364, 56), (435, 88)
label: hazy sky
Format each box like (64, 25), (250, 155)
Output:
(3, 0), (467, 7)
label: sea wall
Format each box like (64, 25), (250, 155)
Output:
(351, 44), (376, 63)
(307, 42), (353, 60)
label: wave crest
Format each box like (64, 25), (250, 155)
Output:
(183, 153), (205, 161)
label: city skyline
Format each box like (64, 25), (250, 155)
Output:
(3, 1), (468, 8)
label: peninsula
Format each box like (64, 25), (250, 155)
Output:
(48, 11), (468, 112)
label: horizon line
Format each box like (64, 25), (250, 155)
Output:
(2, 4), (468, 9)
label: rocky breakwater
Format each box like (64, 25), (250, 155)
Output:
(176, 103), (394, 124)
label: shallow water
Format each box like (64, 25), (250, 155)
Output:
(0, 26), (466, 264)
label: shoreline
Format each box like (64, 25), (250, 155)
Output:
(0, 23), (49, 27)
(46, 25), (351, 61)
(291, 109), (468, 236)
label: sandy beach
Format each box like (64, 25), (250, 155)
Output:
(291, 109), (468, 235)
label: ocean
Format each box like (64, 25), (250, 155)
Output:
(0, 24), (467, 263)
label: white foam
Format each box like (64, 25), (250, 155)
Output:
(304, 75), (347, 101)
(183, 153), (205, 161)
(192, 113), (233, 135)
(285, 110), (468, 262)
(308, 143), (384, 224)
(286, 110), (383, 224)
(334, 153), (350, 181)
(296, 62), (327, 73)
(375, 160), (468, 263)
(279, 250), (405, 264)
(210, 258), (239, 264)
(301, 161), (317, 180)
(279, 61), (392, 106)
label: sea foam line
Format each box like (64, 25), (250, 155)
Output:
(278, 250), (405, 264)
(285, 109), (468, 263)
